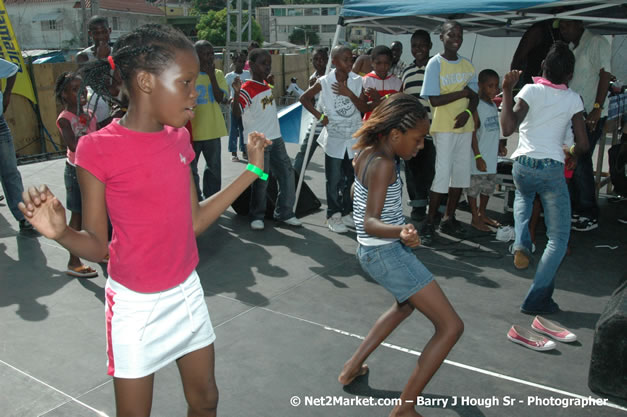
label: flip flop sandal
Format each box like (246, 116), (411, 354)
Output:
(101, 253), (110, 263)
(66, 265), (98, 278)
(231, 155), (239, 162)
(0, 195), (5, 202)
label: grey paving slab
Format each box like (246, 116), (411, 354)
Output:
(0, 362), (70, 417)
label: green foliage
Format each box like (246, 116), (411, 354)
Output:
(196, 9), (264, 46)
(191, 0), (225, 13)
(288, 28), (319, 46)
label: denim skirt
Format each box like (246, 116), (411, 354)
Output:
(357, 241), (433, 303)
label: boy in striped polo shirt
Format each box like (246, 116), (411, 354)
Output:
(401, 29), (438, 223)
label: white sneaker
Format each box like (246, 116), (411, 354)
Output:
(250, 220), (265, 230)
(282, 216), (302, 227)
(341, 214), (355, 228)
(328, 213), (348, 233)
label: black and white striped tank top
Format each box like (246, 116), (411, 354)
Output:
(353, 158), (405, 246)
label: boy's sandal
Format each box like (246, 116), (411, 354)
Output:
(101, 253), (110, 263)
(231, 155), (239, 162)
(66, 265), (98, 278)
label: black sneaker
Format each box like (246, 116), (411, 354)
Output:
(19, 219), (34, 231)
(410, 207), (426, 222)
(571, 217), (598, 232)
(439, 217), (466, 236)
(419, 221), (435, 246)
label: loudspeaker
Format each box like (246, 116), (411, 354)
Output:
(231, 170), (321, 218)
(588, 276), (627, 400)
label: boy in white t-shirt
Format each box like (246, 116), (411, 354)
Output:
(232, 48), (302, 231)
(467, 69), (507, 231)
(300, 45), (369, 233)
(225, 52), (251, 162)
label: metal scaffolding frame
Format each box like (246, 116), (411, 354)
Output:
(225, 0), (253, 72)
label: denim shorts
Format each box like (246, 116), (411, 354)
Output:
(64, 162), (82, 213)
(357, 241), (433, 303)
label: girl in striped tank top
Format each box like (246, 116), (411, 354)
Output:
(338, 94), (464, 417)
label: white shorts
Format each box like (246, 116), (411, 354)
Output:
(431, 131), (473, 193)
(105, 270), (216, 378)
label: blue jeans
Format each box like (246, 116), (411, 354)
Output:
(325, 152), (354, 218)
(0, 116), (25, 222)
(228, 113), (245, 153)
(191, 138), (221, 200)
(512, 157), (570, 312)
(570, 117), (606, 219)
(250, 137), (295, 221)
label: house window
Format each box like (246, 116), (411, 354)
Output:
(41, 20), (61, 31)
(287, 8), (303, 16)
(322, 7), (337, 16)
(304, 8), (320, 16)
(112, 16), (120, 31)
(322, 25), (336, 33)
(272, 8), (286, 16)
(278, 25), (288, 33)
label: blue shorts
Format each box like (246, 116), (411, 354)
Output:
(64, 162), (82, 213)
(357, 241), (433, 303)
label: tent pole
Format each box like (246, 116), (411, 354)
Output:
(293, 17), (344, 213)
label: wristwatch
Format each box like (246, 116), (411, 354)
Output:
(593, 102), (602, 110)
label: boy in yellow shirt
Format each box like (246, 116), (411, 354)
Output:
(420, 21), (478, 244)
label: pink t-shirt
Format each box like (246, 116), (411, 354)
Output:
(75, 120), (199, 293)
(56, 109), (97, 165)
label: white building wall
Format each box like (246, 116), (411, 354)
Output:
(6, 2), (163, 50)
(257, 4), (343, 48)
(6, 2), (82, 50)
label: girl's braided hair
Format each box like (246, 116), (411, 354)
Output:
(353, 93), (428, 150)
(78, 23), (194, 106)
(54, 71), (79, 105)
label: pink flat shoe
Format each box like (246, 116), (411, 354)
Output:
(531, 316), (577, 342)
(507, 325), (556, 351)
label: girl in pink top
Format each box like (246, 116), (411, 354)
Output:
(54, 71), (99, 278)
(20, 24), (269, 416)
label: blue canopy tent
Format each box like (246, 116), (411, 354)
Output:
(340, 0), (627, 36)
(291, 0), (627, 207)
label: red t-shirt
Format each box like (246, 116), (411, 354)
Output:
(362, 71), (402, 120)
(75, 120), (199, 292)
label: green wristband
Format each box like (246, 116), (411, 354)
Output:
(246, 163), (268, 181)
(465, 108), (473, 118)
(474, 154), (483, 160)
(319, 113), (326, 122)
(569, 144), (576, 156)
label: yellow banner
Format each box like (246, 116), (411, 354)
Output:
(0, 0), (37, 104)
